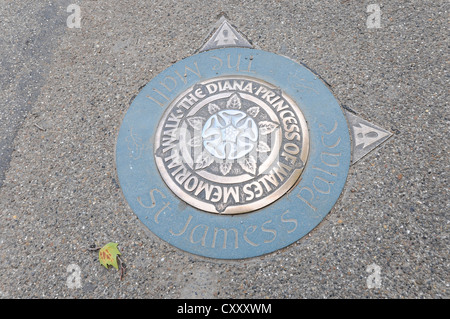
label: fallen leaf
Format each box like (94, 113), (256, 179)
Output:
(99, 242), (121, 270)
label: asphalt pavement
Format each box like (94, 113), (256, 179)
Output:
(0, 0), (447, 299)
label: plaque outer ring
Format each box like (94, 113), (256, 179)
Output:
(116, 48), (351, 259)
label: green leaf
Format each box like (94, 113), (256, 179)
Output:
(98, 242), (121, 270)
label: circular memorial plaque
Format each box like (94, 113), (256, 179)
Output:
(116, 48), (351, 259)
(153, 76), (309, 215)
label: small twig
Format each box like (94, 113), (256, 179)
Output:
(117, 255), (126, 281)
(88, 244), (101, 251)
(34, 123), (46, 131)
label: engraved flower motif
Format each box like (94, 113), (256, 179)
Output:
(188, 93), (279, 176)
(202, 109), (258, 160)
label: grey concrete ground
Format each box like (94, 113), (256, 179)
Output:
(0, 1), (73, 187)
(0, 0), (448, 299)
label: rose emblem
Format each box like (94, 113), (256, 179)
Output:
(186, 93), (278, 176)
(202, 110), (258, 160)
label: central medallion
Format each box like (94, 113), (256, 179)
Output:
(202, 109), (258, 160)
(154, 76), (309, 215)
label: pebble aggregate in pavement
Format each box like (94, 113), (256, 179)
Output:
(0, 0), (447, 298)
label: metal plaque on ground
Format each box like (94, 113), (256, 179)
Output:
(115, 17), (391, 259)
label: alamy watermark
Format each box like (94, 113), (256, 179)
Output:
(67, 4), (81, 29)
(366, 263), (382, 289)
(66, 4), (382, 30)
(367, 4), (382, 29)
(66, 263), (82, 289)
